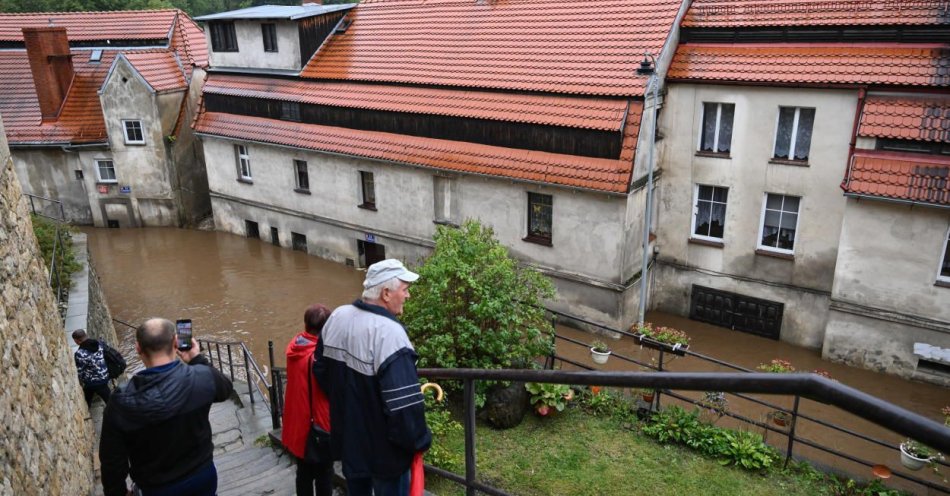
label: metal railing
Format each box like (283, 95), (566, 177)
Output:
(25, 193), (70, 310)
(417, 367), (950, 496)
(541, 308), (950, 495)
(198, 338), (281, 428)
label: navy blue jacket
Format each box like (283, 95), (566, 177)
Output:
(314, 300), (432, 478)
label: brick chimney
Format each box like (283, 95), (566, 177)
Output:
(23, 27), (74, 122)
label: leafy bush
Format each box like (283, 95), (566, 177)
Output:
(404, 220), (555, 405)
(30, 214), (80, 284)
(643, 405), (777, 471)
(525, 382), (572, 414)
(424, 394), (463, 473)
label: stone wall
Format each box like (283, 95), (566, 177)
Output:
(0, 118), (94, 493)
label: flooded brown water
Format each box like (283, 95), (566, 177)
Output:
(85, 227), (948, 493)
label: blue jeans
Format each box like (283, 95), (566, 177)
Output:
(345, 470), (410, 496)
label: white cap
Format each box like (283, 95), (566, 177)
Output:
(363, 259), (419, 289)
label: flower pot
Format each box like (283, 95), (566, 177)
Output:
(641, 392), (655, 403)
(771, 412), (790, 427)
(590, 348), (611, 364)
(900, 443), (932, 471)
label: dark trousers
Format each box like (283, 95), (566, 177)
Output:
(296, 457), (333, 496)
(139, 461), (217, 496)
(345, 470), (410, 496)
(83, 382), (111, 406)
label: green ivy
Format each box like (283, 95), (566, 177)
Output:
(30, 214), (80, 285)
(403, 220), (555, 406)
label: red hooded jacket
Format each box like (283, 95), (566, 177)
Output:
(282, 331), (331, 458)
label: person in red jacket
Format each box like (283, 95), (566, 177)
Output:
(282, 304), (334, 496)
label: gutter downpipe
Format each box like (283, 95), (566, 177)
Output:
(637, 54), (659, 325)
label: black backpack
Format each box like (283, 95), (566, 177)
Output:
(101, 342), (127, 379)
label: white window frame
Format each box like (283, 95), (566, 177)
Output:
(236, 145), (252, 180)
(697, 102), (734, 154)
(772, 107), (814, 161)
(757, 193), (801, 255)
(938, 225), (950, 283)
(691, 184), (728, 242)
(95, 159), (117, 183)
(122, 120), (145, 145)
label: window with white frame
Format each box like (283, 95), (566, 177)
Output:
(123, 120), (144, 145)
(96, 159), (117, 183)
(692, 185), (728, 241)
(699, 103), (734, 154)
(773, 107), (815, 161)
(294, 159), (309, 191)
(758, 193), (800, 253)
(939, 227), (950, 283)
(235, 145), (252, 181)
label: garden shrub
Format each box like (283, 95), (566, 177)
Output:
(403, 220), (555, 406)
(30, 214), (80, 284)
(424, 395), (463, 473)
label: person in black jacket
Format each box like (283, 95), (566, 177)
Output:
(72, 329), (111, 406)
(99, 318), (233, 496)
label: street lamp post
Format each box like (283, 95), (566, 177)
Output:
(637, 53), (658, 325)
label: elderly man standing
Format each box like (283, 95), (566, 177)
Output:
(99, 318), (233, 496)
(314, 259), (431, 496)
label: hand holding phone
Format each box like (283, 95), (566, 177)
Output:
(176, 319), (193, 351)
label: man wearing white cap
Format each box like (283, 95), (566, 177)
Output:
(314, 259), (431, 496)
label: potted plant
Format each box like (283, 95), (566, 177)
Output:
(899, 439), (935, 471)
(631, 323), (691, 355)
(757, 358), (795, 373)
(525, 382), (573, 417)
(771, 410), (792, 427)
(590, 340), (611, 364)
(635, 388), (655, 403)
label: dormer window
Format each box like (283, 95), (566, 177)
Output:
(262, 23), (278, 52)
(281, 101), (301, 122)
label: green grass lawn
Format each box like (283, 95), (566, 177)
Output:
(424, 405), (841, 496)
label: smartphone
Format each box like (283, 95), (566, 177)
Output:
(176, 319), (193, 351)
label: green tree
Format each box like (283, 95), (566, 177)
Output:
(404, 219), (555, 400)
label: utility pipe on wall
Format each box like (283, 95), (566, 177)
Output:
(637, 53), (658, 325)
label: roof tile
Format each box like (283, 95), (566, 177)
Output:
(300, 0), (682, 97)
(683, 0), (950, 28)
(859, 94), (950, 142)
(124, 50), (187, 92)
(0, 9), (180, 42)
(194, 111), (632, 193)
(668, 45), (950, 86)
(843, 150), (950, 205)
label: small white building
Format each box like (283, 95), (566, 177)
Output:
(0, 10), (209, 227)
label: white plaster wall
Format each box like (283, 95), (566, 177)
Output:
(652, 84), (859, 347)
(832, 200), (950, 320)
(201, 137), (630, 325)
(100, 59), (178, 226)
(206, 20), (301, 71)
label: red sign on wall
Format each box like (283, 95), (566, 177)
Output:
(98, 185), (109, 194)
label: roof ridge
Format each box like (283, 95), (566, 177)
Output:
(0, 8), (178, 16)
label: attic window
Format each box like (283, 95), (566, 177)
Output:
(89, 49), (103, 62)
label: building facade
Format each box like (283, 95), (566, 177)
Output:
(657, 0), (950, 384)
(0, 10), (210, 227)
(194, 0), (689, 328)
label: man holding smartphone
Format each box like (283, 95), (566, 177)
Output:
(99, 318), (233, 496)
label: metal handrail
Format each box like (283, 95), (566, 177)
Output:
(25, 193), (69, 310)
(198, 338), (274, 419)
(418, 368), (950, 496)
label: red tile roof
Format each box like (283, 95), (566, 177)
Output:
(668, 45), (950, 87)
(124, 51), (187, 93)
(683, 0), (950, 27)
(843, 150), (950, 206)
(300, 0), (683, 97)
(194, 111), (635, 193)
(202, 75), (629, 131)
(859, 95), (950, 142)
(0, 50), (113, 144)
(0, 9), (181, 42)
(0, 10), (206, 145)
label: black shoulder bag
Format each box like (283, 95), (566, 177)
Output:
(303, 354), (332, 464)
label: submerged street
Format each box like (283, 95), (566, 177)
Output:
(85, 227), (949, 493)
